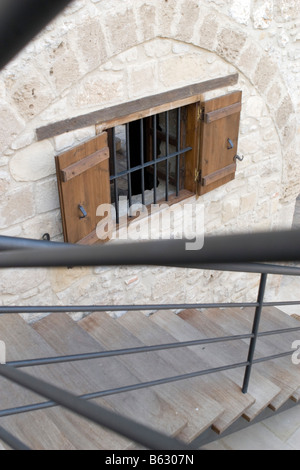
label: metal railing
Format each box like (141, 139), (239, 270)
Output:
(0, 232), (300, 450)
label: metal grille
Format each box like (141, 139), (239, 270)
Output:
(109, 110), (192, 223)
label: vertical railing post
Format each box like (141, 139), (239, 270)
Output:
(242, 272), (268, 394)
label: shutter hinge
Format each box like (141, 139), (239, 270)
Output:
(197, 106), (204, 122)
(195, 168), (201, 183)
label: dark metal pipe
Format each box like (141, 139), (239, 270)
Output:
(2, 230), (300, 268)
(0, 235), (70, 252)
(176, 108), (181, 196)
(0, 425), (30, 451)
(0, 0), (74, 70)
(165, 111), (170, 201)
(6, 322), (300, 370)
(0, 364), (190, 450)
(111, 127), (119, 224)
(8, 333), (254, 369)
(253, 350), (294, 364)
(0, 302), (259, 315)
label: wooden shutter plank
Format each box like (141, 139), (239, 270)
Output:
(55, 132), (111, 244)
(61, 147), (109, 182)
(199, 91), (242, 196)
(204, 102), (241, 124)
(183, 102), (201, 194)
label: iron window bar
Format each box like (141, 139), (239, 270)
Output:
(140, 119), (145, 206)
(111, 127), (120, 224)
(125, 123), (133, 209)
(165, 111), (170, 202)
(109, 147), (193, 182)
(153, 114), (158, 204)
(176, 108), (181, 197)
(7, 333), (256, 369)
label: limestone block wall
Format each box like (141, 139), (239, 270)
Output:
(0, 0), (299, 318)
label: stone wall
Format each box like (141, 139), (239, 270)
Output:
(0, 0), (299, 318)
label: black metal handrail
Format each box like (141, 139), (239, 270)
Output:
(0, 233), (300, 449)
(0, 364), (190, 451)
(1, 0), (299, 451)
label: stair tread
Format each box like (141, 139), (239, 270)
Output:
(80, 311), (225, 441)
(33, 313), (187, 442)
(154, 310), (281, 422)
(111, 311), (255, 435)
(0, 411), (76, 450)
(0, 314), (131, 450)
(197, 307), (300, 410)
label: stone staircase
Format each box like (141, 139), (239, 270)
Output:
(0, 306), (299, 449)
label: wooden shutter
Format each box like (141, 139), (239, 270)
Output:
(198, 91), (242, 195)
(55, 132), (111, 244)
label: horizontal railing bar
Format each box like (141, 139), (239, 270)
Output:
(258, 326), (300, 337)
(0, 425), (31, 451)
(1, 234), (300, 278)
(109, 147), (192, 181)
(0, 235), (68, 251)
(263, 301), (300, 307)
(200, 263), (300, 277)
(8, 333), (254, 368)
(0, 365), (190, 450)
(2, 299), (300, 316)
(253, 350), (294, 364)
(0, 361), (250, 418)
(9, 326), (300, 369)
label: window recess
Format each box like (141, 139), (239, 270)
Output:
(54, 75), (242, 245)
